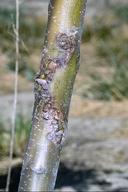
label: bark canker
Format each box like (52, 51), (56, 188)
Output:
(34, 31), (78, 147)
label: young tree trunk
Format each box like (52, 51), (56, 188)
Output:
(18, 0), (87, 191)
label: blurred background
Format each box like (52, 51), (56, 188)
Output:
(0, 0), (128, 191)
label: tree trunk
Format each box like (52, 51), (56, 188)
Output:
(18, 0), (87, 191)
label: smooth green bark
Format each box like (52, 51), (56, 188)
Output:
(18, 0), (87, 191)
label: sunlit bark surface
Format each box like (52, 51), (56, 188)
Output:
(18, 0), (87, 191)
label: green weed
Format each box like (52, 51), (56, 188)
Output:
(82, 18), (112, 43)
(84, 53), (128, 100)
(7, 55), (36, 81)
(82, 27), (92, 43)
(14, 115), (31, 156)
(82, 12), (128, 100)
(0, 115), (31, 158)
(113, 5), (128, 23)
(0, 8), (46, 81)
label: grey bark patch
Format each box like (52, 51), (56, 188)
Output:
(35, 78), (48, 90)
(47, 128), (65, 147)
(56, 33), (76, 51)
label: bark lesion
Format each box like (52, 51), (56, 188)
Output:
(34, 31), (78, 143)
(34, 31), (78, 99)
(33, 31), (78, 147)
(40, 30), (79, 73)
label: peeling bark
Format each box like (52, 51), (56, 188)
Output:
(18, 0), (87, 191)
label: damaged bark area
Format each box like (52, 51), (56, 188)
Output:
(34, 30), (78, 147)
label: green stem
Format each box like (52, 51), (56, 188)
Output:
(18, 0), (87, 191)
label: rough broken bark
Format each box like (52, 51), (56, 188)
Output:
(18, 0), (87, 191)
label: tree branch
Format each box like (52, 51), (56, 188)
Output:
(18, 0), (87, 191)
